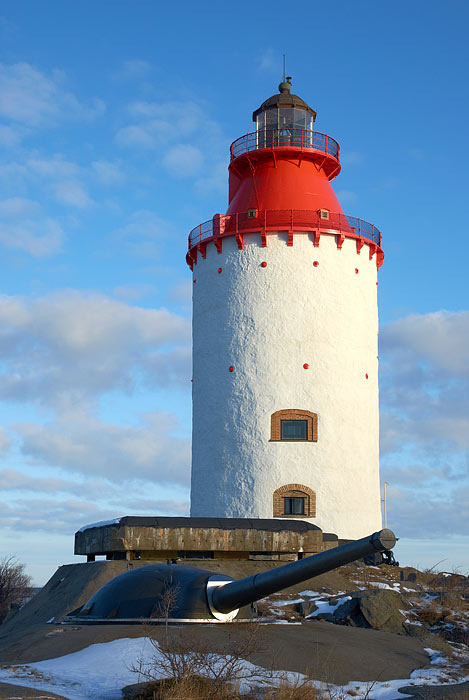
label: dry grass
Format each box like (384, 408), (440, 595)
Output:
(129, 676), (324, 700)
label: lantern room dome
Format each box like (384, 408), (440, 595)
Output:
(252, 77), (317, 123)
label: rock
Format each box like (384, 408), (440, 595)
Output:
(358, 590), (408, 634)
(296, 600), (318, 617)
(315, 613), (335, 623)
(403, 622), (427, 638)
(333, 596), (360, 621)
(315, 590), (410, 635)
(398, 681), (469, 700)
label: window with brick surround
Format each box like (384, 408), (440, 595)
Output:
(270, 409), (318, 442)
(273, 484), (316, 518)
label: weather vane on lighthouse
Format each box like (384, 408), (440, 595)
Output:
(188, 78), (384, 540)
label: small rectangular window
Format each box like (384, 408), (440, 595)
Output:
(284, 497), (305, 515)
(281, 420), (307, 440)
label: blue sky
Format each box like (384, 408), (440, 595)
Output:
(0, 0), (468, 584)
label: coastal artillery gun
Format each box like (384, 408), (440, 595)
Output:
(65, 529), (396, 623)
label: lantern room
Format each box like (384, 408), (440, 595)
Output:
(253, 76), (317, 134)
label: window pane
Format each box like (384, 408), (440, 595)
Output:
(278, 108), (295, 129)
(284, 497), (305, 515)
(265, 110), (278, 129)
(293, 109), (307, 129)
(281, 420), (307, 440)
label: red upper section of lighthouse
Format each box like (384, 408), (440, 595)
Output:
(227, 79), (343, 216)
(186, 79), (383, 271)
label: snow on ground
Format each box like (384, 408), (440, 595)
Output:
(269, 590), (353, 617)
(306, 595), (352, 617)
(0, 638), (468, 700)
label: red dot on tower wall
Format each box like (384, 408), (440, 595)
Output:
(313, 261), (319, 267)
(355, 268), (359, 274)
(218, 268), (222, 274)
(303, 363), (309, 370)
(365, 373), (369, 379)
(193, 279), (196, 284)
(229, 365), (234, 372)
(261, 261), (267, 268)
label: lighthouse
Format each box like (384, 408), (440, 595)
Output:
(188, 79), (383, 540)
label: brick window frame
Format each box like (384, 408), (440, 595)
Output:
(270, 409), (318, 442)
(273, 483), (316, 518)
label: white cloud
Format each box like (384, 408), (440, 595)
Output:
(92, 160), (125, 186)
(0, 124), (21, 147)
(194, 160), (227, 196)
(115, 99), (224, 160)
(0, 62), (105, 129)
(0, 196), (40, 218)
(0, 428), (11, 452)
(15, 410), (190, 486)
(115, 123), (158, 149)
(0, 291), (190, 405)
(162, 144), (203, 177)
(379, 310), (469, 538)
(113, 210), (174, 257)
(0, 497), (119, 534)
(113, 283), (157, 301)
(381, 311), (469, 376)
(54, 180), (93, 208)
(0, 491), (190, 534)
(28, 157), (79, 179)
(0, 216), (63, 257)
(167, 280), (192, 307)
(0, 469), (110, 497)
(385, 485), (469, 538)
(380, 311), (469, 453)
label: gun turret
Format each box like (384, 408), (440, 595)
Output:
(65, 529), (396, 624)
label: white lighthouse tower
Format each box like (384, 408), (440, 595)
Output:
(188, 79), (383, 540)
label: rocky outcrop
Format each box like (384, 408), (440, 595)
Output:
(298, 589), (417, 635)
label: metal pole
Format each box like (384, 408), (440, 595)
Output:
(382, 481), (389, 528)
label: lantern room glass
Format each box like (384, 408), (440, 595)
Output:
(256, 108), (313, 131)
(256, 108), (313, 148)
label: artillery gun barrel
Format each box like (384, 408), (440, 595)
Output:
(211, 528), (396, 615)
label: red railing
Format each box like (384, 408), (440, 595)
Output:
(188, 210), (381, 249)
(230, 129), (340, 161)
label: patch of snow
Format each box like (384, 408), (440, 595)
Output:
(0, 639), (467, 700)
(78, 518), (121, 533)
(46, 617), (55, 624)
(271, 598), (304, 607)
(306, 595), (352, 617)
(368, 581), (399, 590)
(0, 637), (152, 700)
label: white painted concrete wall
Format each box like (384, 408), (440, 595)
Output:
(190, 232), (382, 540)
